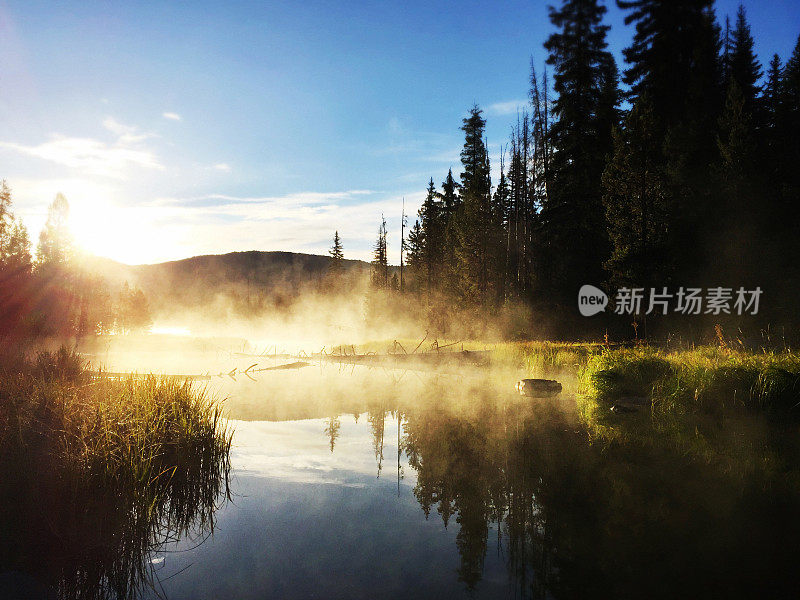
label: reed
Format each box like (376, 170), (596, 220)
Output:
(0, 347), (232, 599)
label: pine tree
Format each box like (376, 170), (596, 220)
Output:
(0, 180), (34, 340)
(764, 54), (783, 129)
(784, 35), (800, 112)
(459, 106), (491, 201)
(405, 219), (424, 291)
(36, 193), (73, 269)
(714, 78), (762, 284)
(415, 178), (445, 294)
(453, 105), (496, 302)
(0, 180), (10, 225)
(776, 35), (800, 274)
(2, 218), (32, 273)
(371, 216), (388, 289)
(718, 81), (755, 179)
(781, 35), (800, 191)
(617, 0), (722, 283)
(602, 97), (671, 288)
(0, 181), (32, 273)
(762, 54), (785, 188)
(328, 230), (344, 276)
(617, 0), (723, 179)
(617, 0), (718, 126)
(439, 168), (461, 221)
(493, 154), (511, 297)
(506, 120), (526, 297)
(722, 15), (732, 87)
(116, 283), (153, 334)
(437, 168), (462, 294)
(539, 0), (618, 302)
(727, 5), (762, 121)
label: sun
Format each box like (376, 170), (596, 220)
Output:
(66, 188), (162, 265)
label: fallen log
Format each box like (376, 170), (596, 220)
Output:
(253, 361), (311, 371)
(321, 350), (491, 370)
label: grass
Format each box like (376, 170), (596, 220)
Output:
(0, 347), (232, 599)
(509, 341), (599, 374)
(579, 347), (800, 415)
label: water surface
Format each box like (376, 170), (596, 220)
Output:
(137, 361), (800, 599)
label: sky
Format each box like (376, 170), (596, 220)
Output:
(1, 0), (798, 265)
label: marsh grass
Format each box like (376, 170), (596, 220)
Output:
(579, 347), (800, 414)
(499, 341), (597, 373)
(0, 347), (232, 599)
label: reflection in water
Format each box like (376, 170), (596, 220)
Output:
(48, 355), (800, 599)
(141, 363), (800, 599)
(0, 421), (231, 600)
(368, 406), (386, 476)
(399, 387), (800, 599)
(324, 415), (341, 452)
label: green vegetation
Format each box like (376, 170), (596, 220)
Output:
(0, 347), (232, 599)
(580, 347), (800, 414)
(510, 341), (599, 374)
(390, 1), (800, 339)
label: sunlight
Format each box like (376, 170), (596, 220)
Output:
(67, 188), (170, 265)
(151, 325), (192, 337)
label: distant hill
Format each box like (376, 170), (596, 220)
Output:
(81, 250), (377, 313)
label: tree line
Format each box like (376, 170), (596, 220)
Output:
(0, 183), (152, 346)
(387, 0), (799, 338)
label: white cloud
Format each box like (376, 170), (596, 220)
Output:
(487, 100), (528, 116)
(3, 174), (417, 264)
(193, 190), (373, 205)
(0, 118), (163, 178)
(0, 136), (162, 177)
(213, 163), (231, 172)
(162, 112), (182, 121)
(142, 189), (423, 263)
(102, 116), (154, 144)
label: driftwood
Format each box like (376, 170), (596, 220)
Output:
(234, 352), (292, 359)
(252, 361), (311, 371)
(320, 350), (490, 370)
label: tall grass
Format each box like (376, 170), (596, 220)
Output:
(492, 341), (599, 373)
(0, 347), (232, 599)
(579, 347), (800, 415)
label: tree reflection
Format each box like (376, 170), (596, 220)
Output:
(401, 393), (800, 599)
(324, 415), (341, 452)
(367, 403), (386, 476)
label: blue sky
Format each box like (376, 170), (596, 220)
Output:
(1, 0), (798, 264)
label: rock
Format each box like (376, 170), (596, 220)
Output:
(516, 379), (562, 397)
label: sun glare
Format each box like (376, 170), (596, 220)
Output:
(68, 192), (166, 265)
(150, 325), (192, 337)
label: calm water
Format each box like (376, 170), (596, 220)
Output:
(8, 348), (800, 599)
(138, 361), (800, 600)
